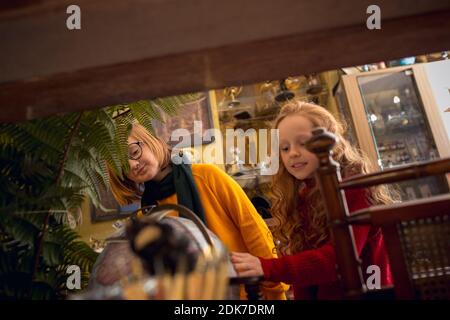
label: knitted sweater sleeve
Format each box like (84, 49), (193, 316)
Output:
(260, 189), (371, 286)
(199, 164), (288, 299)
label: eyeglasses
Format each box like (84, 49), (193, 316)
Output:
(128, 141), (143, 160)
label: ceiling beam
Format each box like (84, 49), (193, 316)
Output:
(1, 1), (450, 122)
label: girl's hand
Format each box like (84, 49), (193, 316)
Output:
(230, 252), (264, 277)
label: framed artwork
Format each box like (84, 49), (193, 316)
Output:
(90, 185), (139, 223)
(152, 92), (215, 148)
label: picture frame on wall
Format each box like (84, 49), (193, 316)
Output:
(152, 92), (216, 148)
(90, 185), (139, 223)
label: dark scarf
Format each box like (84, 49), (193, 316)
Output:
(141, 163), (206, 224)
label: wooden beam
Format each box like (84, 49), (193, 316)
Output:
(2, 0), (449, 83)
(1, 3), (450, 122)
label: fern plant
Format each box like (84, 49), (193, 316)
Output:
(0, 93), (199, 299)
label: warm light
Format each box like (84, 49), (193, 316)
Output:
(370, 114), (378, 122)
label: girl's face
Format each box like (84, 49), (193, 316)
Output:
(278, 114), (319, 180)
(126, 134), (160, 183)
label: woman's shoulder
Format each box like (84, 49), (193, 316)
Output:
(191, 163), (228, 180)
(191, 163), (238, 192)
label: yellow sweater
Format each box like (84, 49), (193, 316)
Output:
(156, 163), (287, 300)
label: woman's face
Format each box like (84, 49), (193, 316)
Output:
(278, 114), (319, 180)
(126, 133), (160, 183)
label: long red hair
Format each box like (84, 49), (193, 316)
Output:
(271, 101), (396, 255)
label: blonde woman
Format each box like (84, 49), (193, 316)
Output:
(108, 122), (287, 300)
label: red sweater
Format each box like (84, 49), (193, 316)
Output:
(259, 188), (392, 300)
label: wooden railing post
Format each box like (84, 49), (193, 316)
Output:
(306, 127), (365, 298)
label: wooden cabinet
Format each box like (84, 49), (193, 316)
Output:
(340, 63), (450, 200)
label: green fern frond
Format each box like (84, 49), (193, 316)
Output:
(152, 92), (202, 116)
(113, 116), (132, 177)
(1, 91), (196, 299)
(64, 193), (86, 212)
(0, 125), (61, 164)
(129, 102), (159, 136)
(1, 215), (38, 246)
(64, 241), (98, 272)
(63, 164), (103, 206)
(42, 241), (64, 266)
(77, 125), (122, 179)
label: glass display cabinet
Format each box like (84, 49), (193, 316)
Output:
(341, 65), (450, 200)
